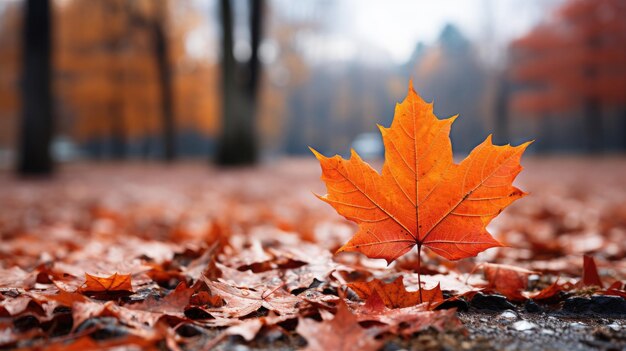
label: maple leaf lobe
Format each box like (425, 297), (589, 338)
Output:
(312, 82), (531, 263)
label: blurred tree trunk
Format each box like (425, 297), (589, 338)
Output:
(18, 0), (53, 175)
(216, 0), (263, 166)
(153, 1), (176, 161)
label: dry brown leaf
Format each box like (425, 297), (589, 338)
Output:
(203, 279), (301, 318)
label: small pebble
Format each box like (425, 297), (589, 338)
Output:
(569, 322), (586, 329)
(607, 322), (621, 331)
(499, 310), (518, 320)
(511, 320), (537, 331)
(541, 328), (555, 335)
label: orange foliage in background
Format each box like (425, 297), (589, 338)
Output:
(55, 0), (219, 142)
(0, 0), (220, 150)
(511, 0), (626, 114)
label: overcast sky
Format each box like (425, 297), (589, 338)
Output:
(332, 0), (564, 63)
(185, 0), (565, 65)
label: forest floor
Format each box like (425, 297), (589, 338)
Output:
(1, 157), (625, 350)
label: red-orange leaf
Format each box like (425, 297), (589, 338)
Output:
(348, 276), (443, 308)
(581, 255), (603, 288)
(526, 279), (570, 302)
(312, 81), (530, 263)
(603, 281), (626, 299)
(483, 263), (538, 301)
(78, 273), (133, 297)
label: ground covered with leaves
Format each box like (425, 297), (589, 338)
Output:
(1, 158), (625, 350)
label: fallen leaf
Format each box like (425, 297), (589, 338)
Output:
(483, 263), (538, 301)
(348, 276), (443, 308)
(128, 282), (194, 313)
(219, 313), (293, 342)
(362, 290), (386, 313)
(0, 267), (36, 289)
(602, 281), (626, 298)
(26, 288), (88, 313)
(297, 299), (381, 351)
(41, 333), (161, 351)
(184, 242), (222, 281)
(72, 299), (183, 330)
(78, 273), (133, 298)
(189, 290), (224, 307)
(581, 255), (603, 288)
(352, 301), (463, 336)
(71, 300), (110, 331)
(203, 279), (300, 318)
(0, 295), (36, 317)
(312, 82), (530, 264)
(525, 280), (566, 302)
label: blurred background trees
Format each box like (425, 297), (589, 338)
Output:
(511, 0), (626, 152)
(0, 0), (625, 174)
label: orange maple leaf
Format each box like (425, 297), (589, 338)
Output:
(311, 81), (531, 295)
(348, 276), (443, 308)
(79, 273), (133, 296)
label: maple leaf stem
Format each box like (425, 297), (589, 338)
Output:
(417, 244), (423, 303)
